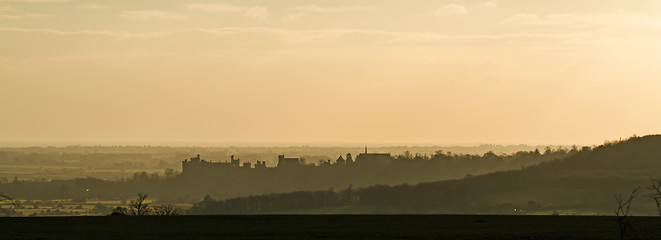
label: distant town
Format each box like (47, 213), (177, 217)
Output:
(182, 147), (392, 174)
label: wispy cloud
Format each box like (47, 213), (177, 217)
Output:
(190, 27), (604, 46)
(120, 10), (186, 20)
(77, 3), (109, 10)
(284, 5), (375, 21)
(0, 5), (49, 19)
(3, 26), (658, 47)
(501, 12), (661, 30)
(187, 2), (243, 12)
(0, 26), (512, 44)
(0, 27), (175, 40)
(0, 13), (48, 19)
(0, 0), (69, 2)
(186, 2), (269, 20)
(290, 5), (375, 13)
(481, 1), (498, 9)
(243, 7), (268, 20)
(501, 13), (551, 25)
(430, 4), (468, 16)
(0, 5), (16, 11)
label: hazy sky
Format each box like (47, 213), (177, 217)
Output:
(1, 0), (660, 146)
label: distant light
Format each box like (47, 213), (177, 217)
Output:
(85, 189), (90, 192)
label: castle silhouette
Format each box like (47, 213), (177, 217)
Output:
(181, 146), (391, 174)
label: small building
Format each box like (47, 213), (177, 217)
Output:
(355, 147), (391, 165)
(231, 155), (240, 167)
(277, 155), (301, 168)
(355, 153), (391, 165)
(255, 160), (267, 169)
(181, 154), (232, 174)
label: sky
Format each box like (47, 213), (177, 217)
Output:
(1, 0), (660, 146)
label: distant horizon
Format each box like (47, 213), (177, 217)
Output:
(0, 136), (642, 148)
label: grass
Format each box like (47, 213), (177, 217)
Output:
(1, 215), (661, 239)
(9, 198), (189, 216)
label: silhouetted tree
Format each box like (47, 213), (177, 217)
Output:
(128, 193), (150, 216)
(613, 188), (640, 240)
(647, 177), (661, 216)
(151, 204), (179, 216)
(111, 193), (179, 216)
(402, 151), (412, 160)
(0, 192), (16, 216)
(92, 204), (111, 215)
(111, 206), (128, 216)
(164, 168), (177, 179)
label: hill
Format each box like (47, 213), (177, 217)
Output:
(191, 135), (661, 215)
(1, 145), (568, 203)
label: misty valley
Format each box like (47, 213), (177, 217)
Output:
(4, 1), (660, 238)
(1, 135), (661, 218)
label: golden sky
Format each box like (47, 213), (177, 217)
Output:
(1, 0), (660, 146)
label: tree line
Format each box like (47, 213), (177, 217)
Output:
(1, 147), (574, 203)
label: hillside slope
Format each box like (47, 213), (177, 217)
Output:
(192, 135), (661, 215)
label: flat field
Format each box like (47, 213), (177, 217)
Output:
(1, 215), (661, 240)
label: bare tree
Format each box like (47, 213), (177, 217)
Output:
(111, 206), (129, 216)
(0, 192), (16, 216)
(646, 177), (661, 216)
(111, 193), (180, 216)
(613, 188), (641, 240)
(614, 188), (640, 216)
(128, 193), (151, 216)
(151, 204), (179, 216)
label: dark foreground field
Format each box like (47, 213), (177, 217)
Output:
(1, 215), (661, 240)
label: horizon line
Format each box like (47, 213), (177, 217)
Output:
(0, 140), (600, 148)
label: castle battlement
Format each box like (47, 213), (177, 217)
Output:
(181, 148), (391, 175)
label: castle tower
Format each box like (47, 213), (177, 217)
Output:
(231, 155), (240, 167)
(191, 154), (201, 163)
(277, 155), (301, 168)
(336, 155), (346, 165)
